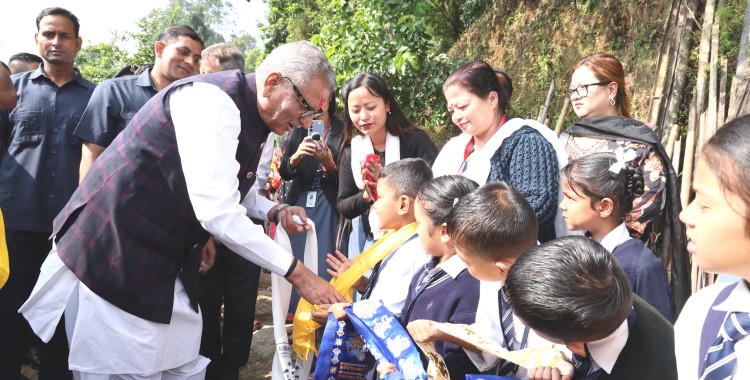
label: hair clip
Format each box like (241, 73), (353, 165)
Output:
(452, 197), (459, 207)
(609, 148), (637, 175)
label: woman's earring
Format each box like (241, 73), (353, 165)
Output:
(610, 98), (616, 106)
(387, 111), (392, 115)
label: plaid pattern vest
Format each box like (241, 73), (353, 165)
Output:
(52, 70), (269, 323)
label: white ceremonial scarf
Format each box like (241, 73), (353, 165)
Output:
(271, 219), (317, 380)
(431, 132), (473, 178)
(432, 118), (570, 237)
(350, 132), (401, 237)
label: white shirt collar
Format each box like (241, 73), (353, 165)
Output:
(586, 317), (629, 374)
(715, 280), (750, 314)
(437, 254), (468, 279)
(598, 223), (631, 253)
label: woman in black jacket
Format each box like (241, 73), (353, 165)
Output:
(337, 73), (438, 257)
(279, 96), (344, 281)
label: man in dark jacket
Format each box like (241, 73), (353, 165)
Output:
(20, 40), (345, 378)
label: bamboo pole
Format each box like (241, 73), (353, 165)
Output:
(554, 99), (570, 136)
(663, 137), (682, 275)
(666, 121), (680, 160)
(648, 0), (682, 129)
(718, 58), (727, 126)
(661, 0), (702, 146)
(694, 0), (717, 159)
(672, 137), (682, 181)
(706, 5), (721, 140)
(682, 86), (698, 211)
(727, 0), (750, 121)
(537, 79), (555, 123)
(684, 86), (699, 293)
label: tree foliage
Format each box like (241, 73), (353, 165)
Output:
(313, 0), (455, 133)
(261, 0), (488, 136)
(76, 35), (132, 84)
(75, 0), (263, 82)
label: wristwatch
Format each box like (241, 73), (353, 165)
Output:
(271, 204), (290, 223)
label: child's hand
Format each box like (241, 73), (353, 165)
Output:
(326, 250), (368, 292)
(376, 362), (396, 376)
(328, 302), (352, 320)
(326, 250), (353, 278)
(406, 319), (445, 343)
(527, 366), (572, 380)
(311, 304), (330, 325)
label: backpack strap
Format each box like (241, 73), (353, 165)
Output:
(697, 282), (738, 375)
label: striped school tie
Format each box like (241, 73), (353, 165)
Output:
(496, 288), (518, 376)
(701, 311), (750, 380)
(571, 346), (597, 378)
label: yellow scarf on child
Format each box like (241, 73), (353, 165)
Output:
(292, 222), (418, 360)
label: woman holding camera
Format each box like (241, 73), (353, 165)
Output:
(279, 96), (344, 281)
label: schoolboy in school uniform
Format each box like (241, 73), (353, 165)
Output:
(407, 182), (559, 378)
(401, 175), (481, 378)
(675, 114), (750, 379)
(327, 158), (432, 316)
(505, 236), (677, 380)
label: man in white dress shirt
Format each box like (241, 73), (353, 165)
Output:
(20, 41), (345, 379)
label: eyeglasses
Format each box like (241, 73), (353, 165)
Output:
(565, 82), (611, 100)
(283, 76), (324, 118)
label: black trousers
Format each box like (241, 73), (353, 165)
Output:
(198, 244), (261, 380)
(0, 231), (71, 380)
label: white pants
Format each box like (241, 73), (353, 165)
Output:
(73, 356), (210, 380)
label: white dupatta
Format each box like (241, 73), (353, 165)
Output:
(271, 220), (317, 380)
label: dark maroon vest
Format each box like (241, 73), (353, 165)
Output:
(52, 71), (269, 323)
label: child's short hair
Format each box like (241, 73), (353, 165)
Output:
(378, 158), (433, 198)
(562, 151), (644, 220)
(446, 182), (537, 261)
(505, 236), (633, 342)
(416, 175), (479, 226)
(703, 114), (750, 237)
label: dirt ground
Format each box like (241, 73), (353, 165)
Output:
(22, 271), (279, 380)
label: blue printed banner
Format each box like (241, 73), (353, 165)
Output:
(347, 300), (427, 380)
(315, 300), (428, 380)
(315, 314), (368, 380)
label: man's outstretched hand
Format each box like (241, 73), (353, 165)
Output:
(286, 262), (346, 305)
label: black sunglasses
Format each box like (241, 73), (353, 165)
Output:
(283, 76), (324, 118)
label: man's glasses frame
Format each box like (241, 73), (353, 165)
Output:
(565, 82), (611, 100)
(283, 76), (324, 118)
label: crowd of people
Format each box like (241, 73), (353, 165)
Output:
(0, 5), (748, 380)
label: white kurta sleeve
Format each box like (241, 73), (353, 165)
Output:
(241, 132), (277, 220)
(170, 82), (293, 276)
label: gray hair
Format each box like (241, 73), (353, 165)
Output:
(257, 41), (336, 92)
(202, 43), (245, 71)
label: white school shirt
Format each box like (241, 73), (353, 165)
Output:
(21, 82), (294, 374)
(367, 234), (431, 316)
(598, 223), (631, 253)
(676, 280), (750, 379)
(466, 280), (568, 377)
(586, 317), (630, 374)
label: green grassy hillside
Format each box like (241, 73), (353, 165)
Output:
(449, 0), (670, 129)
